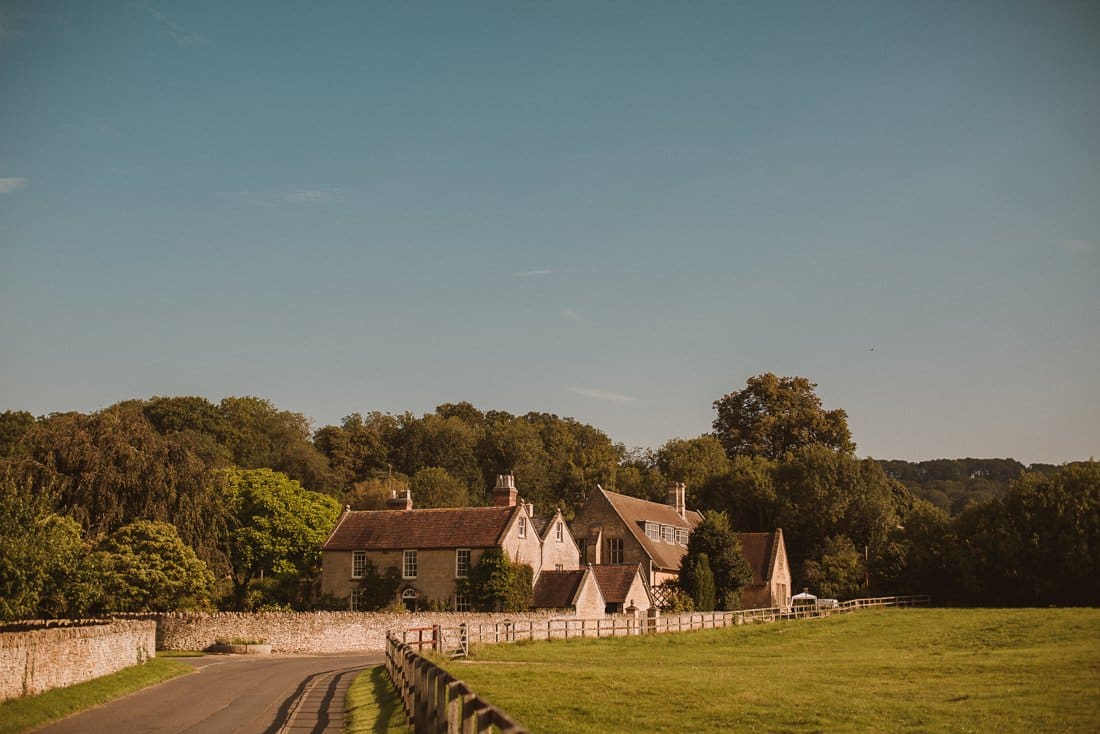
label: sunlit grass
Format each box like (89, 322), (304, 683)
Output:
(345, 665), (409, 733)
(0, 658), (191, 734)
(443, 608), (1100, 733)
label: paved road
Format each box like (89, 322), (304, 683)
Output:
(35, 653), (385, 734)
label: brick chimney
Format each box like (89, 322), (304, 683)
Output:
(666, 482), (686, 520)
(386, 489), (412, 511)
(493, 474), (518, 507)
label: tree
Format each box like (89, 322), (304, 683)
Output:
(460, 549), (533, 612)
(217, 467), (342, 610)
(802, 535), (866, 600)
(354, 561), (403, 611)
(410, 467), (468, 509)
(687, 553), (717, 611)
(679, 511), (751, 611)
(97, 520), (215, 612)
(712, 374), (855, 459)
(697, 455), (779, 532)
(655, 436), (730, 503)
(0, 477), (92, 620)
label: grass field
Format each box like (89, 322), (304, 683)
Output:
(440, 608), (1100, 733)
(0, 658), (192, 734)
(344, 665), (408, 734)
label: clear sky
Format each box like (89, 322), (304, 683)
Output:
(1, 1), (1097, 464)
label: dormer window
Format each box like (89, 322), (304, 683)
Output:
(645, 522), (659, 541)
(661, 525), (675, 543)
(676, 528), (689, 545)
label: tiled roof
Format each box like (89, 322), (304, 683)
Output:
(532, 570), (586, 609)
(323, 506), (519, 551)
(738, 531), (777, 585)
(599, 489), (703, 571)
(591, 565), (640, 605)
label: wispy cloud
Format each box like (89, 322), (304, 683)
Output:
(560, 307), (582, 320)
(0, 177), (27, 194)
(141, 4), (209, 47)
(567, 386), (643, 403)
(1061, 239), (1092, 253)
(230, 188), (342, 207)
(516, 269), (554, 278)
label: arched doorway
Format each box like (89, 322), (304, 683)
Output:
(402, 588), (418, 612)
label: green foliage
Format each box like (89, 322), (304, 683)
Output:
(655, 436), (730, 503)
(344, 666), (408, 734)
(0, 410), (35, 459)
(0, 477), (93, 620)
(356, 562), (403, 611)
(409, 467), (468, 509)
(217, 467), (342, 610)
(655, 581), (695, 612)
(802, 535), (866, 599)
(680, 511), (751, 611)
(460, 549), (534, 612)
(712, 373), (855, 459)
(688, 553), (716, 611)
(96, 521), (215, 612)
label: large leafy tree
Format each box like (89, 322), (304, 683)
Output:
(460, 549), (533, 612)
(0, 478), (91, 620)
(655, 436), (730, 502)
(97, 520), (215, 612)
(217, 467), (342, 610)
(712, 374), (855, 460)
(409, 467), (468, 509)
(679, 511), (751, 611)
(802, 535), (866, 600)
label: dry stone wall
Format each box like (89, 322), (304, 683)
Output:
(154, 610), (578, 653)
(0, 620), (156, 701)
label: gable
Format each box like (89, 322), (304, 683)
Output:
(323, 506), (519, 551)
(598, 489), (702, 571)
(532, 570), (585, 609)
(591, 565), (642, 605)
(738, 531), (778, 585)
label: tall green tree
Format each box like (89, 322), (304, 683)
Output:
(97, 520), (215, 612)
(802, 535), (866, 600)
(459, 549), (533, 612)
(217, 467), (342, 610)
(680, 511), (751, 611)
(687, 553), (717, 612)
(409, 467), (469, 508)
(656, 436), (730, 503)
(712, 374), (855, 459)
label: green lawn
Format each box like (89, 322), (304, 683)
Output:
(345, 665), (409, 733)
(441, 608), (1100, 733)
(0, 657), (192, 734)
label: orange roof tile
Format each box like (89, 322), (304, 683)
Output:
(323, 506), (519, 551)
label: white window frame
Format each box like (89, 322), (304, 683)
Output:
(661, 525), (675, 543)
(403, 549), (418, 579)
(676, 528), (689, 545)
(456, 548), (471, 579)
(454, 593), (470, 612)
(518, 517), (527, 538)
(645, 522), (659, 541)
(352, 550), (367, 579)
(555, 522), (563, 542)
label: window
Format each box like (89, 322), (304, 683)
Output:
(352, 551), (367, 579)
(661, 525), (675, 543)
(349, 588), (363, 611)
(555, 522), (563, 542)
(518, 517), (527, 538)
(645, 522), (659, 541)
(607, 538), (623, 564)
(676, 528), (689, 545)
(555, 563), (564, 571)
(402, 588), (417, 612)
(456, 548), (471, 578)
(403, 549), (418, 579)
(454, 593), (470, 612)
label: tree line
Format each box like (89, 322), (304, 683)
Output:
(1, 375), (1096, 619)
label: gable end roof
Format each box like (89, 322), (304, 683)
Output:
(597, 488), (703, 571)
(323, 505), (521, 551)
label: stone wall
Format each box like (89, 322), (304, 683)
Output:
(153, 610), (579, 653)
(0, 620), (156, 701)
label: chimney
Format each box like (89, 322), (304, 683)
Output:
(386, 488), (413, 511)
(493, 474), (518, 507)
(525, 502), (534, 517)
(666, 482), (686, 520)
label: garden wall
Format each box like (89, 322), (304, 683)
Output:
(152, 610), (578, 653)
(0, 620), (156, 701)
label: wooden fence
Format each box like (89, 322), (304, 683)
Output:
(386, 631), (528, 734)
(385, 594), (930, 732)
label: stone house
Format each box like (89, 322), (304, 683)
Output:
(572, 484), (702, 588)
(738, 529), (792, 609)
(321, 475), (580, 611)
(532, 563), (654, 616)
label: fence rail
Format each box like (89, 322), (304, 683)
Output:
(386, 631), (528, 733)
(385, 594), (930, 732)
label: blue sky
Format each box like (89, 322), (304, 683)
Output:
(1, 1), (1097, 463)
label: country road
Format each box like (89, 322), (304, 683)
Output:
(34, 653), (384, 734)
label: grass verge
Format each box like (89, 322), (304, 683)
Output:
(0, 658), (191, 734)
(443, 608), (1100, 733)
(155, 650), (205, 657)
(345, 665), (409, 733)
